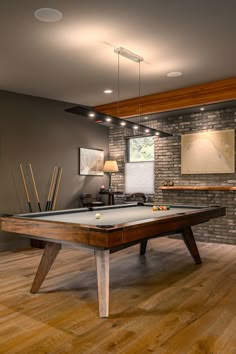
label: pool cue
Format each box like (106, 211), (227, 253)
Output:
(29, 163), (42, 212)
(50, 166), (60, 210)
(19, 163), (32, 212)
(52, 167), (62, 210)
(48, 166), (59, 211)
(45, 166), (57, 211)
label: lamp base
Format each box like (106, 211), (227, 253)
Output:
(108, 173), (112, 191)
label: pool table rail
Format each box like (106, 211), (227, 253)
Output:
(0, 216), (123, 248)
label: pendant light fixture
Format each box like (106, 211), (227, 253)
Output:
(114, 47), (143, 136)
(114, 47), (154, 138)
(65, 48), (172, 137)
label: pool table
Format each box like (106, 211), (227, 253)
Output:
(0, 203), (225, 317)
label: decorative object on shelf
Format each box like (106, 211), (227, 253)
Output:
(103, 160), (119, 191)
(181, 129), (235, 174)
(79, 148), (104, 176)
(162, 180), (174, 186)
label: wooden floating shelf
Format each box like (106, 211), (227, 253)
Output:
(159, 186), (236, 191)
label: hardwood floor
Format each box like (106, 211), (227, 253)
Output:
(0, 238), (235, 353)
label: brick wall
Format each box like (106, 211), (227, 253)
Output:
(109, 108), (236, 245)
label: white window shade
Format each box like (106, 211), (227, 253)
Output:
(125, 162), (154, 194)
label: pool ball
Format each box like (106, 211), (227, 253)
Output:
(158, 205), (170, 211)
(95, 213), (102, 219)
(152, 205), (158, 211)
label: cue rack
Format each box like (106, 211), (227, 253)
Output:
(19, 163), (63, 248)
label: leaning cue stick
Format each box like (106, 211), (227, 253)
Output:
(48, 166), (59, 211)
(29, 163), (42, 212)
(19, 163), (32, 212)
(45, 166), (57, 211)
(50, 166), (60, 210)
(52, 167), (62, 210)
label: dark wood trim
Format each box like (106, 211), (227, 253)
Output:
(94, 77), (236, 118)
(160, 186), (236, 191)
(181, 227), (202, 264)
(0, 216), (123, 248)
(1, 205), (226, 248)
(140, 240), (148, 255)
(31, 242), (61, 293)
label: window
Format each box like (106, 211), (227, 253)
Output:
(128, 136), (154, 162)
(125, 136), (154, 194)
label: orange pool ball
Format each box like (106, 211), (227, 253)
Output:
(152, 205), (158, 211)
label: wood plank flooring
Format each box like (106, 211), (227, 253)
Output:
(0, 238), (236, 353)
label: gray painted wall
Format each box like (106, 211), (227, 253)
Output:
(0, 91), (109, 251)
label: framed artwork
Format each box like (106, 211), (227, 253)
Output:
(79, 148), (104, 176)
(181, 129), (235, 174)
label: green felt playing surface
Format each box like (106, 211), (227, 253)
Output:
(33, 205), (201, 226)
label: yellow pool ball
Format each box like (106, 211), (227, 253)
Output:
(152, 205), (158, 211)
(95, 213), (102, 219)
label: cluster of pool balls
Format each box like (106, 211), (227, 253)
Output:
(152, 205), (170, 211)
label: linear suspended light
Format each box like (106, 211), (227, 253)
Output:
(65, 105), (172, 137)
(65, 46), (172, 137)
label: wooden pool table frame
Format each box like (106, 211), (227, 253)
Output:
(0, 204), (226, 317)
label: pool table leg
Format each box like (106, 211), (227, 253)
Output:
(181, 227), (202, 264)
(30, 241), (61, 294)
(140, 240), (148, 255)
(95, 249), (110, 318)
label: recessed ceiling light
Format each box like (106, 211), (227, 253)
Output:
(89, 113), (95, 117)
(106, 117), (112, 122)
(144, 116), (148, 120)
(166, 71), (183, 78)
(145, 129), (150, 133)
(133, 125), (139, 130)
(120, 122), (126, 126)
(34, 8), (62, 23)
(200, 107), (205, 111)
(104, 89), (113, 94)
(155, 132), (160, 136)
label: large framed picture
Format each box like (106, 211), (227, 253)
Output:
(181, 129), (235, 174)
(79, 148), (104, 176)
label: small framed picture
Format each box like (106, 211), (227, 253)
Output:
(79, 148), (104, 176)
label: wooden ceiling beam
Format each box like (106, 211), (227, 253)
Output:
(94, 77), (236, 118)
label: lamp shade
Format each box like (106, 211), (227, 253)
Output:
(103, 160), (119, 173)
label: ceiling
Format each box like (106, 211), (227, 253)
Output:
(0, 0), (236, 107)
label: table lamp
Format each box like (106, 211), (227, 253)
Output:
(103, 160), (119, 191)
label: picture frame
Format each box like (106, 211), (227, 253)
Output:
(181, 129), (235, 174)
(79, 148), (104, 176)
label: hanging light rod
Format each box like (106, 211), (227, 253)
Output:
(114, 47), (144, 63)
(65, 105), (172, 137)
